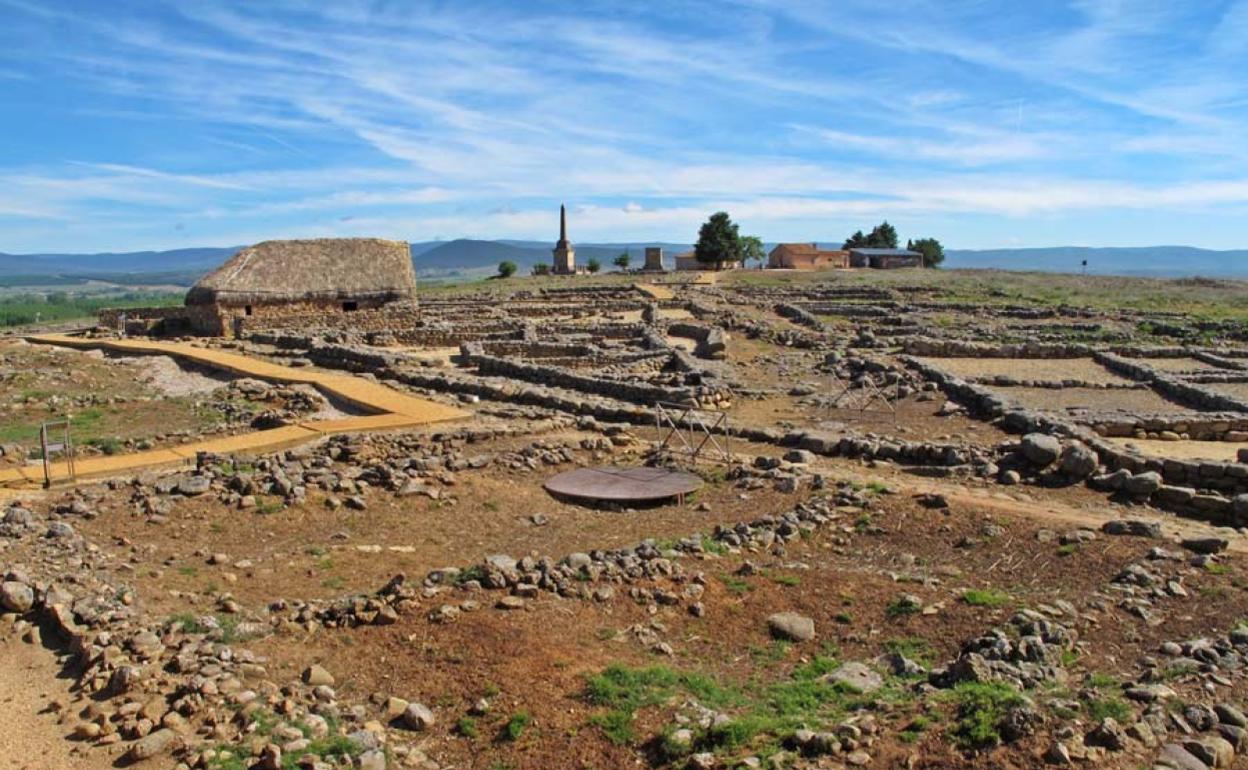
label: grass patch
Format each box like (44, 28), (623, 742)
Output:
(772, 574), (801, 587)
(946, 681), (1029, 749)
(1086, 697), (1131, 722)
(883, 637), (936, 665)
(457, 716), (478, 739)
(885, 598), (920, 618)
(717, 574), (753, 595)
(503, 711), (531, 741)
(585, 665), (741, 745)
(253, 497), (284, 515)
(166, 613), (260, 643)
(454, 565), (488, 586)
(899, 715), (932, 743)
(961, 589), (1010, 607)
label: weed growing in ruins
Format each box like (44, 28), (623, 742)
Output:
(253, 497), (284, 515)
(503, 711), (532, 741)
(884, 637), (936, 665)
(946, 681), (1029, 749)
(961, 589), (1010, 607)
(455, 565), (488, 586)
(773, 574), (801, 587)
(885, 598), (919, 618)
(585, 665), (740, 744)
(1086, 696), (1131, 722)
(457, 716), (479, 739)
(718, 573), (753, 595)
(899, 715), (932, 743)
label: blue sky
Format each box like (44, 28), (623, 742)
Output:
(1, 0), (1247, 253)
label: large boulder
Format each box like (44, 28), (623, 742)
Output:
(1059, 442), (1099, 479)
(1020, 433), (1061, 467)
(125, 728), (182, 762)
(0, 580), (34, 613)
(1124, 471), (1163, 499)
(767, 612), (815, 642)
(1181, 537), (1228, 555)
(401, 702), (435, 731)
(825, 662), (883, 693)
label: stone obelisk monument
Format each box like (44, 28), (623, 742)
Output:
(551, 204), (575, 274)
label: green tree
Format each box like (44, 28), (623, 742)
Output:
(614, 252), (631, 270)
(867, 221), (899, 248)
(694, 211), (743, 266)
(497, 260), (517, 278)
(587, 257), (602, 273)
(739, 235), (764, 268)
(842, 230), (868, 250)
(908, 237), (945, 268)
(531, 263), (550, 276)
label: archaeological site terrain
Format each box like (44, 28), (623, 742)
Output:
(2, 268), (1248, 770)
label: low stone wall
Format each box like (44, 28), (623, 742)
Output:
(775, 303), (824, 329)
(1088, 413), (1248, 440)
(99, 305), (194, 335)
(800, 302), (896, 318)
(902, 338), (1095, 358)
(1095, 352), (1248, 413)
(906, 354), (1248, 520)
(461, 343), (730, 408)
(666, 322), (727, 359)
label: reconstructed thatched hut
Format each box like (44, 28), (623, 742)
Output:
(183, 238), (416, 336)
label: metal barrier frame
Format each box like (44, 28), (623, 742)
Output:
(39, 418), (76, 488)
(654, 401), (733, 465)
(828, 368), (900, 424)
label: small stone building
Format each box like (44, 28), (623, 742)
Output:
(848, 248), (923, 269)
(767, 243), (849, 270)
(184, 238), (417, 336)
(643, 247), (665, 272)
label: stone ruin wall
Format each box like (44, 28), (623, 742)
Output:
(903, 354), (1248, 522)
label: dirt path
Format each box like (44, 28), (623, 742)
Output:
(828, 460), (1248, 554)
(0, 639), (116, 770)
(1106, 436), (1246, 463)
(0, 335), (469, 489)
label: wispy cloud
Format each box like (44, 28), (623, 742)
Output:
(0, 0), (1246, 252)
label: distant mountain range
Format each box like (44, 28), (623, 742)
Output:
(0, 241), (1245, 286)
(944, 246), (1248, 277)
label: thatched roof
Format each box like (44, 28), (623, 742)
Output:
(186, 238), (415, 306)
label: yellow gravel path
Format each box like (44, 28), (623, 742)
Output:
(0, 335), (467, 488)
(634, 283), (674, 300)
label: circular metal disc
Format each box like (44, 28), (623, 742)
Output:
(543, 465), (703, 503)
